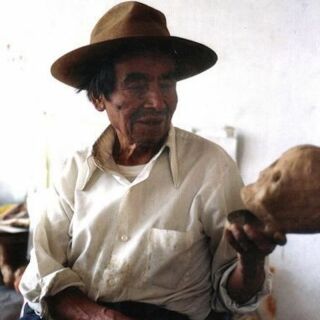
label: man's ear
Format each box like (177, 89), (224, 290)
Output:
(92, 96), (106, 112)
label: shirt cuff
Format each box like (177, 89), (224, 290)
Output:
(216, 261), (272, 313)
(38, 268), (85, 316)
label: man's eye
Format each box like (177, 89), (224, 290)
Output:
(160, 80), (176, 90)
(126, 82), (148, 93)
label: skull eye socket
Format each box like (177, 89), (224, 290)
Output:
(272, 171), (281, 182)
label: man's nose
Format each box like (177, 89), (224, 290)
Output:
(144, 85), (165, 110)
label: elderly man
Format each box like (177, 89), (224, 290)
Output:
(19, 2), (284, 320)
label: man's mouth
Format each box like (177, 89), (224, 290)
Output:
(136, 116), (165, 125)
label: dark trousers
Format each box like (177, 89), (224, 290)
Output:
(20, 301), (230, 320)
(20, 303), (41, 320)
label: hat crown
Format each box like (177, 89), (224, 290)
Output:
(51, 1), (217, 88)
(91, 1), (170, 44)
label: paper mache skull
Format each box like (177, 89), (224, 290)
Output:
(240, 144), (320, 236)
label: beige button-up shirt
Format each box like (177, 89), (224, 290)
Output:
(20, 126), (270, 320)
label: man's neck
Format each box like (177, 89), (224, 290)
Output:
(113, 140), (164, 166)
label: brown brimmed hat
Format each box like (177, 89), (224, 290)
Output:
(51, 1), (218, 88)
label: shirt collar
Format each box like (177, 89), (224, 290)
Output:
(164, 125), (180, 188)
(81, 125), (180, 189)
(91, 126), (117, 171)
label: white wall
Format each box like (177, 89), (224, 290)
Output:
(1, 1), (320, 319)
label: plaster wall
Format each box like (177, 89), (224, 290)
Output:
(0, 1), (319, 319)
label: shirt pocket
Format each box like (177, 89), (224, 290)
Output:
(146, 228), (194, 289)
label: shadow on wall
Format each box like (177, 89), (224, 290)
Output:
(235, 133), (245, 172)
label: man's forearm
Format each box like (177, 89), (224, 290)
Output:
(46, 287), (108, 320)
(46, 287), (136, 320)
(225, 220), (280, 305)
(226, 256), (265, 304)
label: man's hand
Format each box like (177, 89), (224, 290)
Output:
(226, 222), (281, 260)
(46, 287), (136, 320)
(225, 219), (286, 304)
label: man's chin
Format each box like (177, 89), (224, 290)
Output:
(132, 137), (164, 148)
(131, 126), (169, 147)
(131, 132), (168, 148)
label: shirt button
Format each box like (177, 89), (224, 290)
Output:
(120, 235), (128, 242)
(108, 278), (116, 286)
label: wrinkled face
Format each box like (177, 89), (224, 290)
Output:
(103, 52), (178, 147)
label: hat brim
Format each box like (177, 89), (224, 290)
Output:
(51, 36), (217, 88)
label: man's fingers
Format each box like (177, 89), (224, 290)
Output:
(243, 224), (275, 254)
(226, 222), (283, 257)
(272, 231), (287, 246)
(225, 229), (245, 253)
(226, 224), (254, 253)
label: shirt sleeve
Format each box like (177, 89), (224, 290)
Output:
(200, 151), (271, 313)
(215, 257), (272, 313)
(19, 157), (86, 316)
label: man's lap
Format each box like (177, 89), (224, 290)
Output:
(20, 300), (190, 320)
(21, 300), (230, 320)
